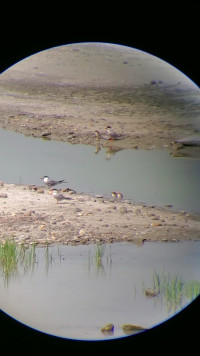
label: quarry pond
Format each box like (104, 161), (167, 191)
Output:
(0, 42), (200, 341)
(1, 240), (200, 340)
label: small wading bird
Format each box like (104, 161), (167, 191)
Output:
(94, 126), (126, 141)
(49, 189), (69, 204)
(116, 192), (123, 201)
(105, 125), (125, 141)
(111, 192), (117, 201)
(41, 175), (67, 187)
(111, 191), (123, 202)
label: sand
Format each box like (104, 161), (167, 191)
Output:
(0, 183), (199, 246)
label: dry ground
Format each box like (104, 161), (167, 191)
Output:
(0, 183), (199, 246)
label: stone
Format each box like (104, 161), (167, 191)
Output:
(119, 207), (127, 214)
(79, 229), (86, 236)
(121, 323), (146, 331)
(145, 288), (159, 297)
(101, 323), (114, 333)
(75, 208), (82, 213)
(0, 193), (8, 198)
(41, 131), (51, 137)
(36, 189), (44, 194)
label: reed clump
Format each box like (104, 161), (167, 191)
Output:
(144, 270), (200, 313)
(0, 239), (36, 284)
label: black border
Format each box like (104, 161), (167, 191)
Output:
(0, 18), (199, 353)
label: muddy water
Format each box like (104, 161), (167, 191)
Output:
(0, 241), (200, 340)
(0, 128), (200, 213)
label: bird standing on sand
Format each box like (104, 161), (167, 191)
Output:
(41, 176), (67, 188)
(116, 192), (123, 201)
(111, 192), (117, 201)
(105, 125), (125, 141)
(111, 191), (123, 202)
(49, 189), (69, 204)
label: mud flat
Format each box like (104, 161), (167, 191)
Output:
(0, 81), (199, 156)
(0, 43), (199, 155)
(0, 183), (199, 246)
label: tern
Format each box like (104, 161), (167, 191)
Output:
(41, 176), (67, 187)
(105, 125), (125, 141)
(49, 189), (69, 204)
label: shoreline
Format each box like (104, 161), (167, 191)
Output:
(0, 79), (199, 155)
(0, 48), (199, 246)
(0, 183), (199, 246)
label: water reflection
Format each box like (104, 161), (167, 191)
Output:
(0, 128), (200, 213)
(1, 241), (200, 340)
(0, 240), (37, 285)
(87, 244), (112, 278)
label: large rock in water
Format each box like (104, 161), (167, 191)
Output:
(175, 135), (200, 146)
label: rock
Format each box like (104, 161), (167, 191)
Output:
(0, 193), (8, 198)
(0, 181), (4, 186)
(36, 189), (44, 194)
(145, 288), (159, 297)
(23, 210), (34, 217)
(38, 224), (46, 230)
(101, 323), (114, 334)
(121, 324), (146, 331)
(41, 131), (51, 137)
(174, 135), (200, 146)
(75, 208), (82, 213)
(119, 207), (127, 214)
(79, 229), (86, 236)
(150, 222), (162, 226)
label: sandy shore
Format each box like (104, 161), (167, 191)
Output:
(0, 81), (199, 156)
(0, 183), (199, 246)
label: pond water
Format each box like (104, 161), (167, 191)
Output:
(0, 241), (200, 340)
(0, 128), (200, 213)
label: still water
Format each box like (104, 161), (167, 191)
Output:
(0, 128), (200, 213)
(0, 130), (200, 213)
(0, 241), (200, 340)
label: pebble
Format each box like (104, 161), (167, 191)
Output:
(101, 323), (114, 333)
(75, 208), (82, 213)
(121, 324), (146, 331)
(145, 288), (159, 297)
(79, 229), (86, 236)
(41, 131), (51, 137)
(119, 207), (127, 214)
(36, 189), (44, 194)
(0, 193), (8, 198)
(151, 222), (162, 227)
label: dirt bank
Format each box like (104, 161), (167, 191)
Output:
(0, 79), (199, 155)
(0, 183), (199, 246)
